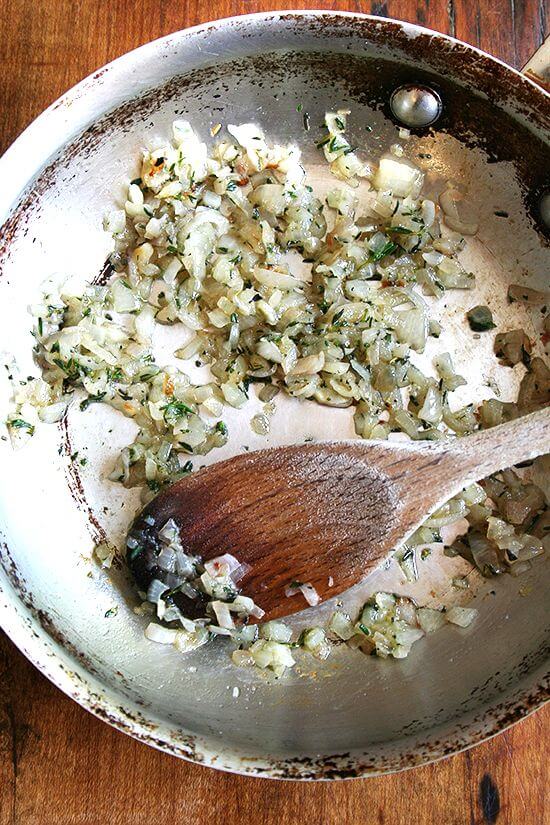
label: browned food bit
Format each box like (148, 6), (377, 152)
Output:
(494, 329), (532, 367)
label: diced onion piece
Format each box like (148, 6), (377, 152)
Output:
(418, 384), (443, 424)
(298, 582), (320, 606)
(328, 610), (356, 640)
(38, 402), (68, 423)
(94, 542), (115, 568)
(494, 329), (531, 367)
(249, 604), (266, 620)
(289, 352), (325, 375)
(156, 546), (176, 572)
(445, 606), (478, 627)
(209, 625), (233, 636)
(158, 519), (179, 544)
(439, 188), (478, 236)
(211, 601), (235, 629)
(230, 562), (252, 583)
(145, 623), (179, 644)
(174, 626), (210, 652)
(301, 627), (331, 660)
(417, 607), (446, 633)
(507, 284), (548, 305)
(373, 156), (423, 198)
(111, 278), (141, 312)
(260, 621), (293, 643)
(204, 553), (241, 579)
(147, 578), (169, 606)
(249, 640), (295, 675)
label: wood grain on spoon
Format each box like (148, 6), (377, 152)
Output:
(130, 408), (550, 621)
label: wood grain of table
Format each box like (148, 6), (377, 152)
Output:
(0, 1), (548, 823)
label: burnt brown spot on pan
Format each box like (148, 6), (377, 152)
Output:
(1, 16), (548, 282)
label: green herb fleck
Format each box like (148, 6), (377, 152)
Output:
(370, 240), (398, 262)
(389, 226), (414, 235)
(107, 367), (124, 382)
(80, 392), (106, 411)
(162, 400), (194, 420)
(127, 544), (143, 561)
(8, 418), (35, 435)
(328, 136), (348, 154)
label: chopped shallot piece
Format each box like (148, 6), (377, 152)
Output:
(204, 553), (241, 579)
(285, 581), (320, 606)
(230, 561), (252, 583)
(300, 583), (321, 606)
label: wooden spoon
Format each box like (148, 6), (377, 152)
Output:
(128, 407), (550, 621)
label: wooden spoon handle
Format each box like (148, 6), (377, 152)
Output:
(439, 406), (550, 487)
(379, 407), (550, 540)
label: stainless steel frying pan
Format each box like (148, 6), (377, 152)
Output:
(0, 12), (548, 779)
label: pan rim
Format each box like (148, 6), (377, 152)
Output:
(0, 9), (548, 779)
(0, 9), (548, 211)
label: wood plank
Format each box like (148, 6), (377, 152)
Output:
(0, 630), (548, 825)
(0, 1), (548, 823)
(451, 0), (547, 67)
(1, 0), (547, 155)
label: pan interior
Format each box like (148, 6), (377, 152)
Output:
(0, 33), (548, 775)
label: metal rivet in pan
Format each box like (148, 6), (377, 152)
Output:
(390, 85), (442, 128)
(539, 193), (550, 228)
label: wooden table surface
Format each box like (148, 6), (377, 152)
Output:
(0, 1), (548, 823)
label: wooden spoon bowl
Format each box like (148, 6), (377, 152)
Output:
(128, 408), (550, 621)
